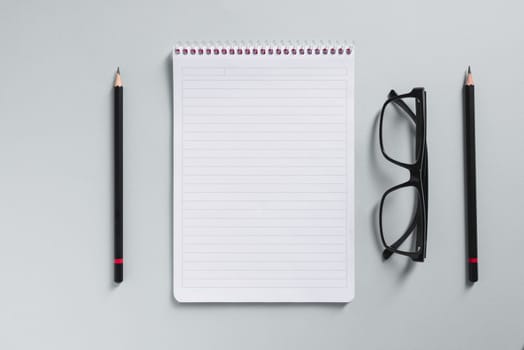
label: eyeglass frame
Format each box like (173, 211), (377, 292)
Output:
(378, 87), (428, 262)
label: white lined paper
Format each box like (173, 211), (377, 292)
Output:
(173, 47), (354, 302)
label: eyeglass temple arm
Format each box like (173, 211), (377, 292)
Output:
(382, 214), (418, 260)
(388, 90), (417, 123)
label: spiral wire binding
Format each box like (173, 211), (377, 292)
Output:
(174, 41), (352, 56)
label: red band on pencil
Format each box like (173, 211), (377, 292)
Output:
(468, 257), (478, 263)
(114, 258), (124, 264)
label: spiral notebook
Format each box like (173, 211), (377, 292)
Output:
(172, 42), (355, 302)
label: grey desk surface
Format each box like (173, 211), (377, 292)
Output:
(1, 0), (523, 349)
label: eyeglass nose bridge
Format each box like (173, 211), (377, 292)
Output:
(408, 166), (423, 184)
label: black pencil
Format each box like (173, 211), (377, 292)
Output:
(464, 66), (478, 283)
(114, 67), (123, 283)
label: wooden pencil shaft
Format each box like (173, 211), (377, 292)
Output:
(114, 85), (123, 283)
(464, 84), (478, 282)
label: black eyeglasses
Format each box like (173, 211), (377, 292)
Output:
(378, 88), (428, 262)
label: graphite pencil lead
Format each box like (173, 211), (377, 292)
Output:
(117, 66), (120, 74)
(468, 66), (471, 74)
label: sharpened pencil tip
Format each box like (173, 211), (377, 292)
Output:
(114, 67), (123, 87)
(465, 66), (474, 86)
